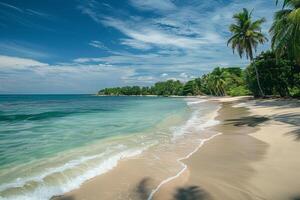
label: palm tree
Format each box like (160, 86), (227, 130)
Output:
(227, 8), (268, 97)
(270, 0), (300, 65)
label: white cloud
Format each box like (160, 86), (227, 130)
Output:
(0, 42), (50, 58)
(179, 72), (189, 78)
(88, 40), (108, 50)
(0, 2), (23, 12)
(120, 39), (152, 50)
(121, 76), (156, 85)
(73, 57), (104, 63)
(129, 0), (176, 12)
(0, 55), (48, 70)
(0, 55), (135, 93)
(101, 17), (222, 50)
(161, 73), (168, 77)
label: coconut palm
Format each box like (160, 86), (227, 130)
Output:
(227, 8), (268, 97)
(270, 0), (300, 65)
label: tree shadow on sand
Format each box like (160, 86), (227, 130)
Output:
(135, 177), (153, 200)
(225, 116), (269, 127)
(173, 186), (211, 200)
(287, 129), (300, 140)
(51, 196), (75, 200)
(273, 113), (300, 141)
(251, 99), (300, 109)
(290, 196), (300, 200)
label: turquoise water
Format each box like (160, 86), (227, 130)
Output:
(0, 95), (191, 200)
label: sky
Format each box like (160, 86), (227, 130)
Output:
(0, 0), (278, 94)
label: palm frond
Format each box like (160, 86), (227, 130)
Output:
(227, 8), (267, 60)
(270, 1), (300, 64)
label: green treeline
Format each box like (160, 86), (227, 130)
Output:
(98, 51), (300, 97)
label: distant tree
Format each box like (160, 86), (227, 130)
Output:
(182, 80), (195, 96)
(152, 80), (184, 96)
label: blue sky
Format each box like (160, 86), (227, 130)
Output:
(0, 0), (277, 94)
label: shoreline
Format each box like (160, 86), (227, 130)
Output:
(54, 97), (300, 200)
(147, 132), (222, 200)
(54, 98), (222, 200)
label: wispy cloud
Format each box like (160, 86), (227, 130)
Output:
(0, 42), (50, 59)
(0, 1), (55, 30)
(78, 0), (277, 79)
(120, 38), (152, 50)
(0, 55), (48, 70)
(0, 2), (23, 12)
(100, 16), (223, 50)
(88, 40), (109, 50)
(129, 0), (176, 12)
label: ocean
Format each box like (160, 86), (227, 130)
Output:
(0, 95), (219, 200)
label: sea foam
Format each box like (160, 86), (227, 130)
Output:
(0, 148), (146, 200)
(147, 99), (222, 200)
(172, 98), (220, 139)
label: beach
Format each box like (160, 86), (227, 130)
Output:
(2, 0), (300, 199)
(154, 97), (300, 200)
(55, 97), (300, 200)
(1, 96), (299, 200)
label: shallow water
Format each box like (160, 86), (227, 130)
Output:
(0, 95), (219, 200)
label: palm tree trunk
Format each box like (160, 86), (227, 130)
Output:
(253, 64), (265, 97)
(250, 51), (265, 98)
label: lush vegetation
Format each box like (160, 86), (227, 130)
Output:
(271, 0), (300, 65)
(98, 67), (251, 97)
(98, 0), (300, 98)
(98, 51), (300, 98)
(246, 51), (300, 97)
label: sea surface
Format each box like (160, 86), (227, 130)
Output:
(0, 95), (219, 200)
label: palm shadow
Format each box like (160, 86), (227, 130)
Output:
(173, 185), (211, 200)
(135, 177), (153, 200)
(287, 129), (300, 140)
(291, 196), (300, 200)
(252, 99), (300, 109)
(274, 113), (300, 141)
(225, 116), (269, 127)
(274, 113), (300, 126)
(51, 196), (75, 200)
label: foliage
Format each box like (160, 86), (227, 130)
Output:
(98, 67), (250, 97)
(228, 86), (251, 96)
(98, 80), (184, 96)
(200, 67), (250, 96)
(153, 80), (183, 96)
(245, 51), (299, 97)
(270, 0), (300, 65)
